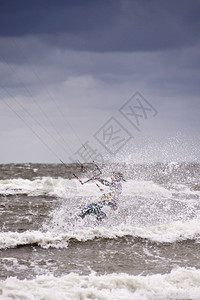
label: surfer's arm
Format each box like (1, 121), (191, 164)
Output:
(97, 178), (112, 187)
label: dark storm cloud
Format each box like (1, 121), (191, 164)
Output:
(0, 0), (200, 51)
(0, 1), (200, 163)
(0, 0), (114, 38)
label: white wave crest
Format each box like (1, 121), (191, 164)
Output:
(0, 177), (173, 199)
(1, 219), (200, 250)
(0, 177), (78, 198)
(0, 267), (200, 300)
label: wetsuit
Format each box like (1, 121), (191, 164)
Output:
(79, 178), (122, 221)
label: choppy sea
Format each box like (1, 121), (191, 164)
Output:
(0, 162), (200, 300)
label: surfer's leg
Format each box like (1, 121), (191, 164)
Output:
(79, 204), (93, 219)
(99, 198), (117, 210)
(96, 211), (107, 222)
(79, 209), (88, 219)
(100, 192), (117, 209)
(79, 203), (101, 219)
(107, 200), (117, 210)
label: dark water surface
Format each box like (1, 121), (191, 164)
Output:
(0, 163), (200, 299)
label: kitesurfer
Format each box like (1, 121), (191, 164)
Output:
(79, 172), (126, 221)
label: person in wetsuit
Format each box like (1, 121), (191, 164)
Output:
(79, 172), (126, 221)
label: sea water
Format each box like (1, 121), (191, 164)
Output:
(0, 162), (200, 299)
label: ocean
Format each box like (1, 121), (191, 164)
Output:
(0, 162), (200, 300)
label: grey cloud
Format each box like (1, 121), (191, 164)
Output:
(1, 37), (200, 102)
(0, 0), (114, 36)
(0, 0), (200, 163)
(0, 0), (200, 52)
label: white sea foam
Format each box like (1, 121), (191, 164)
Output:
(1, 219), (200, 250)
(0, 177), (78, 198)
(0, 177), (176, 198)
(1, 176), (199, 205)
(0, 267), (200, 300)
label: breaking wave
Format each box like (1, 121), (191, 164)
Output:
(0, 177), (78, 198)
(0, 267), (200, 300)
(1, 219), (200, 250)
(0, 177), (199, 201)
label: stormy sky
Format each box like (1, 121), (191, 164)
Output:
(0, 0), (200, 163)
